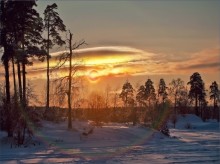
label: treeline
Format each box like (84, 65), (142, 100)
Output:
(44, 73), (220, 126)
(118, 73), (220, 120)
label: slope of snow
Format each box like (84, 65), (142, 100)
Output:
(0, 114), (219, 163)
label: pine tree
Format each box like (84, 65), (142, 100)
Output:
(119, 81), (135, 107)
(0, 0), (46, 141)
(187, 72), (206, 116)
(0, 0), (12, 105)
(12, 1), (44, 106)
(0, 0), (16, 137)
(145, 79), (156, 107)
(120, 81), (136, 125)
(136, 85), (146, 107)
(43, 3), (66, 111)
(210, 81), (220, 108)
(158, 78), (168, 105)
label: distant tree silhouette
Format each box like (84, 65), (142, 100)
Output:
(113, 86), (120, 109)
(119, 81), (135, 107)
(188, 72), (206, 116)
(120, 81), (136, 125)
(105, 85), (111, 109)
(136, 85), (146, 107)
(177, 86), (188, 108)
(168, 78), (185, 114)
(158, 78), (168, 105)
(88, 91), (105, 109)
(210, 81), (220, 108)
(145, 79), (156, 107)
(43, 3), (66, 111)
(210, 81), (220, 121)
(87, 91), (105, 124)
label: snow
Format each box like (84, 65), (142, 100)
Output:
(0, 114), (219, 163)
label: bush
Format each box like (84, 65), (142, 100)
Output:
(160, 125), (170, 137)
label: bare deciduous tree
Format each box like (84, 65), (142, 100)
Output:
(168, 78), (185, 115)
(53, 31), (85, 129)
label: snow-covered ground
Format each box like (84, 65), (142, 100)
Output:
(0, 114), (219, 163)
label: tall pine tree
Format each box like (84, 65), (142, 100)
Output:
(188, 72), (206, 116)
(158, 78), (168, 105)
(145, 79), (156, 107)
(43, 3), (66, 111)
(136, 85), (146, 107)
(210, 81), (220, 108)
(120, 81), (135, 107)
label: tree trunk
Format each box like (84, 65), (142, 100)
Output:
(46, 54), (50, 110)
(22, 62), (26, 106)
(46, 21), (50, 111)
(17, 62), (22, 101)
(125, 95), (128, 108)
(174, 93), (177, 115)
(12, 56), (17, 98)
(214, 96), (216, 108)
(21, 39), (26, 107)
(17, 128), (21, 146)
(4, 59), (13, 137)
(3, 59), (10, 103)
(114, 93), (117, 109)
(68, 32), (73, 129)
(195, 94), (199, 116)
(162, 97), (165, 110)
(21, 123), (26, 145)
(132, 107), (137, 126)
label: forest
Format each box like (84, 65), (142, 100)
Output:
(0, 1), (220, 148)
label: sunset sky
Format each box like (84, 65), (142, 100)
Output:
(0, 0), (219, 98)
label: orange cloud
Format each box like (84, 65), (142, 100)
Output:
(174, 47), (220, 74)
(25, 46), (156, 80)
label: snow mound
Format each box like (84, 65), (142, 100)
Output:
(178, 114), (202, 123)
(169, 114), (219, 130)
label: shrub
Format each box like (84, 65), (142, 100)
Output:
(160, 125), (170, 137)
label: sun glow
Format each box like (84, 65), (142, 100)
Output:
(88, 70), (100, 83)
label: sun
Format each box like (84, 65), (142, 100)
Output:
(88, 70), (100, 82)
